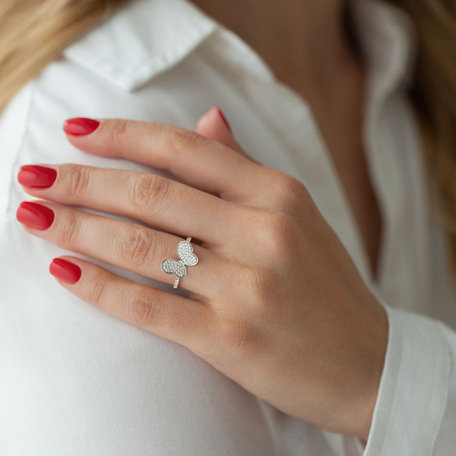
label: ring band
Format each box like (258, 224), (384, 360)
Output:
(161, 236), (199, 289)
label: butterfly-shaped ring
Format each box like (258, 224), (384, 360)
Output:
(161, 237), (199, 289)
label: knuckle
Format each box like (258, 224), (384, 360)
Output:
(125, 291), (160, 327)
(243, 265), (278, 304)
(218, 314), (264, 354)
(166, 127), (204, 156)
(118, 226), (155, 266)
(267, 212), (297, 239)
(88, 272), (108, 308)
(62, 165), (92, 198)
(273, 172), (309, 205)
(236, 265), (285, 324)
(128, 174), (171, 211)
(107, 119), (132, 145)
(261, 169), (310, 210)
(58, 210), (84, 247)
(259, 211), (300, 257)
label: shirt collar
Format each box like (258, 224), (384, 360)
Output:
(63, 0), (216, 92)
(351, 0), (417, 96)
(63, 0), (416, 94)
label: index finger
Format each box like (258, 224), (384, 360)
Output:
(63, 117), (262, 202)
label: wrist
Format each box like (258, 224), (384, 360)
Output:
(357, 387), (378, 440)
(349, 297), (388, 440)
(358, 307), (388, 440)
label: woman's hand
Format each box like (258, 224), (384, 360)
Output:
(16, 107), (388, 440)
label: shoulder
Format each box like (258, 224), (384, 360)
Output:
(21, 0), (219, 122)
(0, 0), (219, 216)
(62, 0), (217, 92)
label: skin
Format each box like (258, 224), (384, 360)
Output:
(17, 110), (388, 441)
(193, 0), (384, 281)
(16, 0), (389, 443)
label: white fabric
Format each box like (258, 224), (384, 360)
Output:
(0, 0), (455, 454)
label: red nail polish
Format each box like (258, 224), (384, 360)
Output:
(18, 165), (57, 188)
(49, 258), (81, 284)
(63, 117), (100, 136)
(16, 202), (55, 230)
(216, 107), (232, 132)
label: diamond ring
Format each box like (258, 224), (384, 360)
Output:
(161, 237), (199, 289)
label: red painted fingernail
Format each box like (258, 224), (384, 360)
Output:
(18, 165), (57, 188)
(216, 107), (232, 132)
(49, 258), (81, 284)
(63, 117), (100, 136)
(16, 202), (55, 230)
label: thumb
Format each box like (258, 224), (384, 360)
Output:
(196, 106), (244, 154)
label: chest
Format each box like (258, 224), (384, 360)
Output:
(328, 142), (384, 284)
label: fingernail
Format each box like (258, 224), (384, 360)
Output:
(18, 165), (57, 188)
(216, 107), (232, 132)
(63, 117), (100, 136)
(49, 258), (81, 284)
(16, 201), (55, 230)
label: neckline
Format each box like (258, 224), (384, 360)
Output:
(187, 0), (415, 291)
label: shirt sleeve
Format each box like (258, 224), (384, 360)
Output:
(343, 301), (455, 456)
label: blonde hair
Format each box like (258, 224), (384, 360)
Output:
(1, 0), (456, 293)
(0, 0), (128, 112)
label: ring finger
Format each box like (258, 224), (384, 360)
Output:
(16, 200), (232, 298)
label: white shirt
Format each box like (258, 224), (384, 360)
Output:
(0, 0), (455, 454)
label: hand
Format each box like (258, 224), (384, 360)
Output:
(16, 107), (388, 440)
